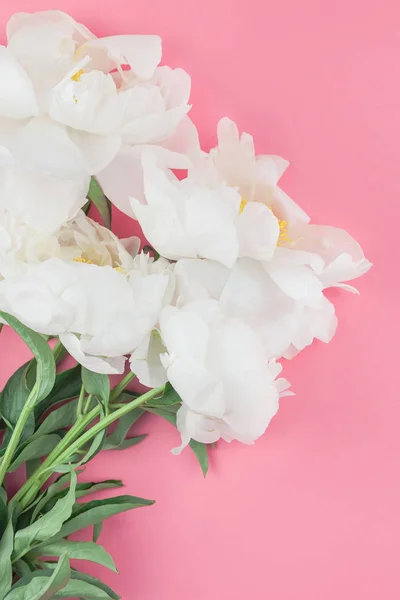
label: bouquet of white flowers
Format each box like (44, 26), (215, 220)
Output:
(0, 10), (371, 599)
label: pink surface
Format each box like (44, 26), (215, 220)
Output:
(0, 1), (399, 598)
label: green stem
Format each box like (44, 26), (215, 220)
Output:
(13, 372), (142, 508)
(12, 408), (98, 507)
(53, 385), (165, 467)
(17, 385), (164, 510)
(83, 394), (93, 415)
(52, 339), (67, 365)
(110, 371), (136, 402)
(0, 382), (39, 486)
(76, 386), (86, 418)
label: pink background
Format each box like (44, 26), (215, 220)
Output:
(1, 1), (399, 598)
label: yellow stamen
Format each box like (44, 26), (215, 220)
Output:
(73, 257), (93, 264)
(71, 69), (84, 82)
(268, 205), (290, 245)
(73, 256), (127, 274)
(239, 198), (247, 214)
(277, 218), (290, 245)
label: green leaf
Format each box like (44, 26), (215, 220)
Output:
(0, 363), (35, 447)
(9, 435), (61, 472)
(28, 540), (117, 572)
(145, 382), (181, 408)
(142, 244), (160, 262)
(12, 559), (33, 579)
(75, 480), (123, 500)
(82, 198), (91, 215)
(87, 178), (112, 229)
(5, 554), (70, 600)
(55, 570), (120, 599)
(31, 480), (123, 523)
(0, 313), (56, 403)
(146, 404), (209, 476)
(113, 435), (147, 450)
(188, 439), (209, 477)
(93, 522), (103, 543)
(77, 429), (106, 466)
(34, 400), (79, 438)
(35, 366), (81, 419)
(54, 580), (115, 599)
(26, 459), (41, 479)
(0, 494), (7, 538)
(145, 405), (179, 423)
(30, 473), (75, 524)
(103, 408), (144, 450)
(0, 517), (14, 600)
(56, 494), (154, 539)
(82, 368), (110, 412)
(13, 472), (77, 560)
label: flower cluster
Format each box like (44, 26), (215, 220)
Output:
(0, 10), (371, 454)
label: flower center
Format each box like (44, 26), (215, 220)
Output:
(72, 255), (126, 274)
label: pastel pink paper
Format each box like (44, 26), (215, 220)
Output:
(0, 1), (399, 599)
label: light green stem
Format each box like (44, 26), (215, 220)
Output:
(0, 382), (39, 486)
(76, 385), (86, 418)
(52, 339), (67, 364)
(53, 385), (164, 467)
(13, 372), (143, 508)
(83, 394), (93, 415)
(110, 371), (136, 402)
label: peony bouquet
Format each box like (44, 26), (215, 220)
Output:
(0, 10), (371, 599)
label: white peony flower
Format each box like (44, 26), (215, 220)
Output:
(0, 211), (172, 374)
(0, 10), (198, 226)
(191, 116), (310, 226)
(0, 11), (198, 233)
(130, 153), (280, 267)
(158, 299), (292, 452)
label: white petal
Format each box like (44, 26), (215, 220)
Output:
(158, 116), (201, 161)
(237, 202), (279, 261)
(285, 297), (338, 358)
(0, 267), (74, 334)
(0, 46), (38, 119)
(97, 144), (192, 218)
(271, 185), (310, 225)
(61, 332), (126, 374)
(150, 66), (191, 107)
(288, 224), (372, 288)
(81, 35), (162, 80)
(122, 104), (190, 145)
(130, 331), (168, 388)
(174, 258), (229, 306)
(266, 262), (324, 308)
(68, 128), (121, 174)
(172, 404), (221, 454)
(185, 186), (240, 267)
(130, 157), (197, 260)
(0, 117), (89, 234)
